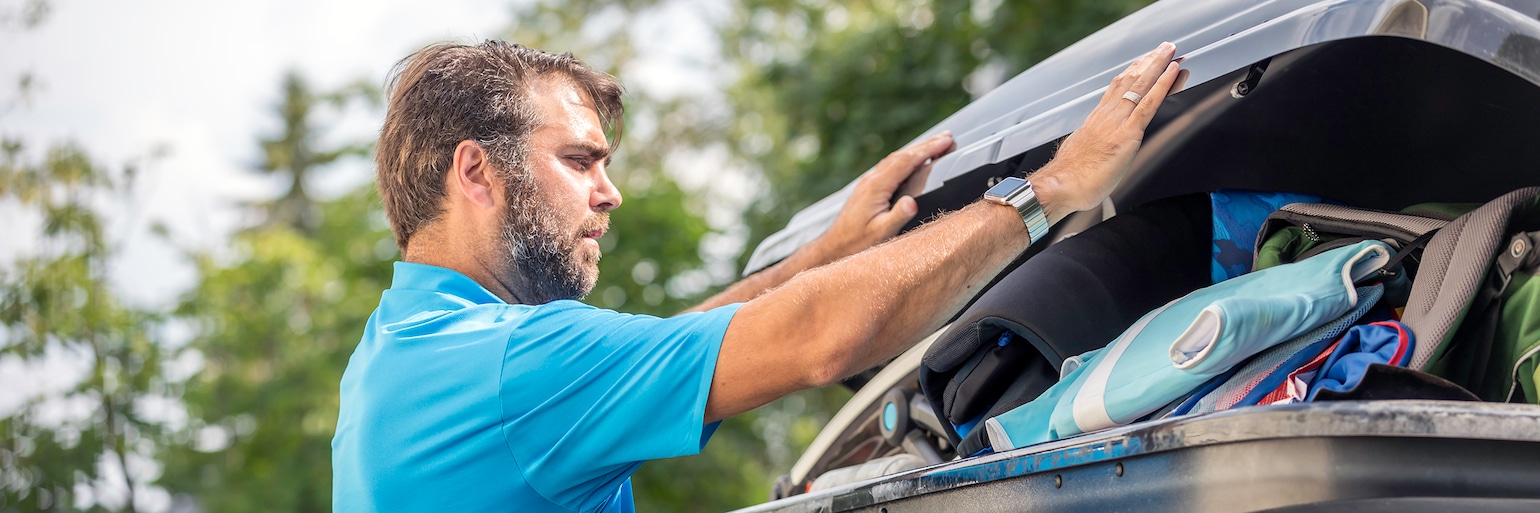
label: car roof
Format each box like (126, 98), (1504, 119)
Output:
(742, 0), (1540, 275)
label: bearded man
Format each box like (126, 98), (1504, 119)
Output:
(332, 40), (1183, 512)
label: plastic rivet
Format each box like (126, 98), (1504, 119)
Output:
(1054, 474), (1063, 488)
(1514, 239), (1527, 258)
(1115, 462), (1124, 477)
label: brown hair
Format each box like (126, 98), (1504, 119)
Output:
(376, 41), (624, 252)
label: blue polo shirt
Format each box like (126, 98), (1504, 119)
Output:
(332, 262), (741, 512)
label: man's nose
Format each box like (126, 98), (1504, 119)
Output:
(592, 164), (622, 212)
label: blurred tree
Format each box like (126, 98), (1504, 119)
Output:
(254, 72), (375, 235)
(153, 76), (388, 513)
(0, 139), (167, 512)
(0, 0), (51, 31)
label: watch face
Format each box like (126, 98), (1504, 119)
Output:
(985, 176), (1027, 198)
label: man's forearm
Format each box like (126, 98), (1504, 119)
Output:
(706, 201), (1027, 422)
(706, 43), (1184, 422)
(774, 201), (1029, 378)
(683, 237), (838, 314)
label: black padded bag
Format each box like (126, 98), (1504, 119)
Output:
(919, 193), (1211, 454)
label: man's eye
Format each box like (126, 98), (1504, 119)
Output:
(568, 157), (592, 170)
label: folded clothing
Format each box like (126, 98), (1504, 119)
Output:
(985, 240), (1392, 450)
(1178, 285), (1384, 415)
(1309, 321), (1415, 400)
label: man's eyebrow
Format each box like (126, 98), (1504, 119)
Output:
(565, 141), (612, 162)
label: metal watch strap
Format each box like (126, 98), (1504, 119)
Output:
(985, 177), (1050, 245)
(1007, 185), (1050, 245)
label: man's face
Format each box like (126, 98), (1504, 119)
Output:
(494, 79), (621, 304)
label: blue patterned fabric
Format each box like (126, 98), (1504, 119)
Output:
(1210, 190), (1328, 283)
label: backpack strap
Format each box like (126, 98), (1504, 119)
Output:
(1353, 228), (1439, 287)
(1404, 186), (1540, 371)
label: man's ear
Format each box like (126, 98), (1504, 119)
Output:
(451, 140), (498, 209)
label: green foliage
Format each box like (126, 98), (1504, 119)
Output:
(254, 72), (377, 235)
(157, 189), (394, 513)
(0, 140), (166, 513)
(153, 77), (393, 513)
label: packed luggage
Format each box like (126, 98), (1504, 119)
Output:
(920, 187), (1540, 454)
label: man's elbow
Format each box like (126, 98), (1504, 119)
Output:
(800, 327), (868, 388)
(803, 355), (849, 389)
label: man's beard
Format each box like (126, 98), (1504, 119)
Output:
(497, 183), (609, 304)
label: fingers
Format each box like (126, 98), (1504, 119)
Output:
(867, 131), (954, 194)
(1121, 42), (1176, 110)
(897, 135), (954, 198)
(1104, 42), (1176, 105)
(1130, 61), (1182, 128)
(1103, 53), (1147, 103)
(872, 195), (920, 235)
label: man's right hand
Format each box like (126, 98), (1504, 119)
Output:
(809, 132), (956, 264)
(682, 132), (954, 314)
(1032, 42), (1187, 223)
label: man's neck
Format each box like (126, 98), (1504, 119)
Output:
(403, 230), (529, 305)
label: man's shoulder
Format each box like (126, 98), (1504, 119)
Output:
(371, 296), (590, 336)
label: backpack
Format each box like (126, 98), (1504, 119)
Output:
(1191, 188), (1540, 406)
(1407, 187), (1540, 401)
(1492, 233), (1540, 402)
(1260, 187), (1540, 403)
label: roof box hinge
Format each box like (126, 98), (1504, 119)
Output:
(1231, 58), (1271, 98)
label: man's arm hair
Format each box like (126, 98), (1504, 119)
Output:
(683, 134), (949, 314)
(707, 201), (1026, 422)
(703, 43), (1185, 423)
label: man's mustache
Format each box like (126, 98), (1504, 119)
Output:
(578, 212), (610, 239)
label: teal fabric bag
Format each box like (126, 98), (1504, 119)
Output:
(986, 240), (1391, 450)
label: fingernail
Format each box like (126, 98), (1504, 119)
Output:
(901, 196), (919, 215)
(1161, 41), (1175, 51)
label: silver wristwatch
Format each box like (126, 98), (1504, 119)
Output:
(983, 176), (1050, 245)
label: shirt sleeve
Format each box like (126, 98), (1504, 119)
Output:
(500, 301), (742, 511)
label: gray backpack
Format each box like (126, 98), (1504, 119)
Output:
(1259, 186), (1540, 400)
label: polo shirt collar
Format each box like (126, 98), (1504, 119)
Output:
(390, 261), (505, 305)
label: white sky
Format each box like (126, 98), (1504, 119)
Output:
(1, 0), (734, 308)
(0, 0), (523, 307)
